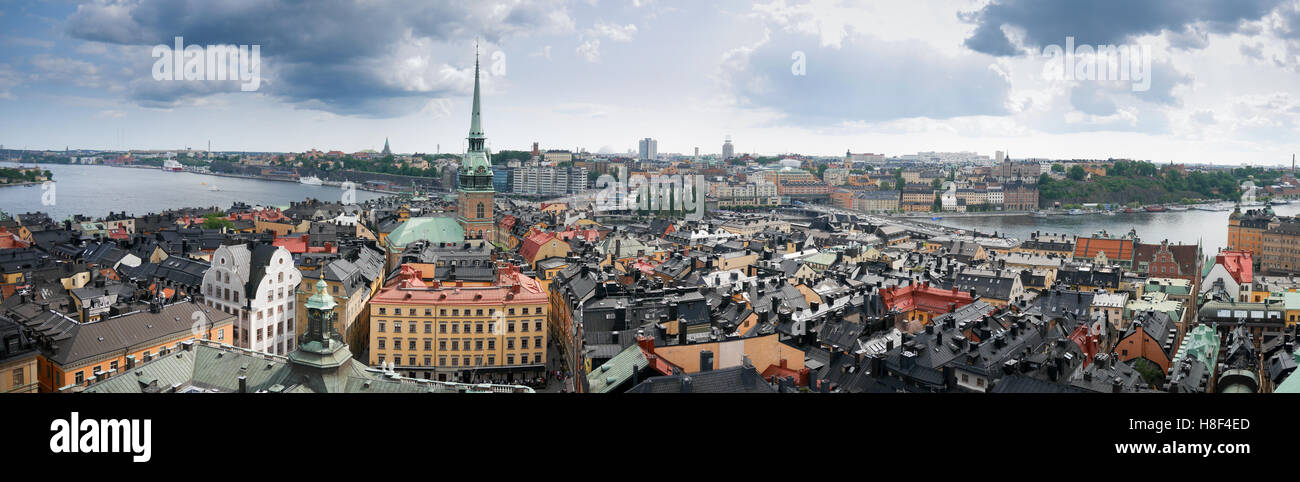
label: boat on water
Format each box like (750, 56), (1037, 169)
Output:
(1269, 199), (1291, 206)
(1102, 210), (1117, 216)
(299, 176), (323, 185)
(208, 185), (222, 192)
(1144, 205), (1167, 212)
(1033, 211), (1049, 218)
(162, 159), (183, 172)
(1123, 207), (1139, 213)
(931, 216), (943, 221)
(1068, 209), (1083, 215)
(1166, 205), (1189, 212)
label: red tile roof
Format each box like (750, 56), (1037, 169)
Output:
(1216, 250), (1253, 285)
(1073, 236), (1133, 261)
(881, 283), (974, 315)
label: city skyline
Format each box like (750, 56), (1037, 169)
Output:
(7, 1), (1300, 163)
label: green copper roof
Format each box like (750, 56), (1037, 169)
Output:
(305, 278), (336, 311)
(386, 216), (465, 248)
(1171, 324), (1219, 372)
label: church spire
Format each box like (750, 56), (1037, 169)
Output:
(468, 41), (485, 150)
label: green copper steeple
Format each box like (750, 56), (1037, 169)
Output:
(459, 41), (494, 189)
(467, 42), (486, 153)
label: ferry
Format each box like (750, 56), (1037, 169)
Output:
(162, 159), (183, 172)
(299, 176), (323, 186)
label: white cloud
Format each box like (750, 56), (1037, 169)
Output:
(577, 39), (601, 62)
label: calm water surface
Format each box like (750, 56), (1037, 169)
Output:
(936, 205), (1300, 255)
(0, 162), (387, 220)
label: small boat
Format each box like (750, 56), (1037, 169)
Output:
(1123, 207), (1139, 213)
(1068, 209), (1083, 215)
(208, 185), (222, 192)
(931, 216), (943, 221)
(1166, 205), (1189, 212)
(1033, 211), (1049, 218)
(1102, 210), (1117, 216)
(1144, 205), (1167, 212)
(299, 176), (323, 185)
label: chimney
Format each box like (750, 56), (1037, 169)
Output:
(237, 375), (247, 393)
(680, 376), (693, 393)
(700, 350), (713, 372)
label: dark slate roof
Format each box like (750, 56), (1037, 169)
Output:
(990, 374), (1088, 393)
(627, 364), (775, 393)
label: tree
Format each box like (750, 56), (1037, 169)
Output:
(1051, 163), (1065, 173)
(202, 213), (235, 230)
(1068, 165), (1087, 181)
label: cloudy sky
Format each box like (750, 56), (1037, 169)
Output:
(4, 0), (1300, 164)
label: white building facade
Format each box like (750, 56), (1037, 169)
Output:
(202, 244), (303, 355)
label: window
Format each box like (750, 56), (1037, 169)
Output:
(535, 321), (543, 332)
(521, 338), (529, 349)
(439, 323), (447, 334)
(487, 356), (495, 365)
(487, 339), (495, 350)
(218, 328), (225, 340)
(475, 340), (483, 351)
(451, 340), (459, 351)
(506, 355), (515, 365)
(440, 309), (447, 316)
(377, 338), (386, 349)
(394, 322), (402, 333)
(424, 339), (432, 351)
(452, 324), (459, 334)
(75, 371), (84, 385)
(451, 357), (459, 367)
(408, 356), (416, 366)
(452, 309), (459, 316)
(423, 356), (431, 366)
(408, 339), (416, 350)
(439, 340), (447, 350)
(475, 309), (483, 316)
(379, 307), (387, 315)
(522, 322), (529, 333)
(110, 361), (118, 371)
(394, 338), (403, 351)
(534, 337), (542, 348)
(534, 353), (543, 364)
(256, 328), (263, 341)
(462, 323), (470, 333)
(508, 308), (515, 315)
(507, 338), (515, 350)
(439, 357), (447, 366)
(378, 321), (386, 333)
(475, 323), (484, 333)
(378, 355), (385, 365)
(12, 368), (23, 387)
(508, 322), (516, 333)
(522, 307), (529, 315)
(424, 309), (432, 317)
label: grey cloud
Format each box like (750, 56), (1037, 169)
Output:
(961, 0), (1287, 56)
(64, 0), (575, 116)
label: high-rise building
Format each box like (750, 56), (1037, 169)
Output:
(722, 136), (734, 160)
(457, 49), (495, 243)
(638, 138), (658, 161)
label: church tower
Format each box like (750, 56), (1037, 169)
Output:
(457, 45), (495, 243)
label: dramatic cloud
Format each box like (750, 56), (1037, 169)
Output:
(961, 0), (1288, 56)
(62, 0), (576, 116)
